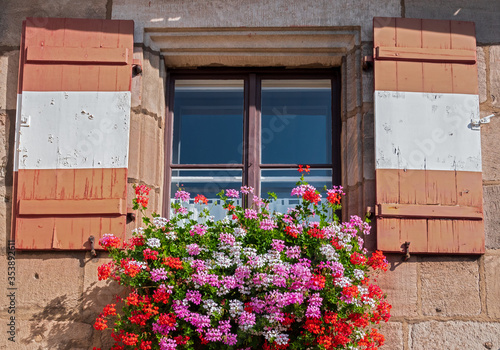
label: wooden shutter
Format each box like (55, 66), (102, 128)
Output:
(12, 18), (134, 250)
(373, 17), (484, 254)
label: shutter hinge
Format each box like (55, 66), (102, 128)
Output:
(471, 114), (495, 130)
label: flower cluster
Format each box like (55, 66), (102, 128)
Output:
(95, 170), (390, 350)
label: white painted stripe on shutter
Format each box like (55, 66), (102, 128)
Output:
(374, 91), (481, 172)
(16, 91), (131, 170)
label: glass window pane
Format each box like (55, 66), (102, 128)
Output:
(171, 169), (242, 220)
(261, 169), (332, 213)
(173, 80), (244, 164)
(261, 79), (332, 164)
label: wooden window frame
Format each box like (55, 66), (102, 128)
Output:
(162, 68), (342, 216)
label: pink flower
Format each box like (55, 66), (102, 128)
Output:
(174, 190), (191, 202)
(244, 209), (258, 219)
(226, 189), (239, 198)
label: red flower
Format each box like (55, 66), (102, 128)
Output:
(140, 341), (152, 350)
(163, 256), (184, 270)
(121, 332), (139, 346)
(143, 248), (159, 260)
(327, 192), (341, 204)
(94, 317), (107, 330)
(350, 252), (367, 266)
(97, 262), (114, 281)
(194, 194), (208, 204)
(102, 304), (117, 317)
(298, 164), (311, 173)
(135, 185), (151, 209)
(367, 250), (389, 271)
(303, 189), (321, 204)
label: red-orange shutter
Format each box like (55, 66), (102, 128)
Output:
(12, 18), (134, 250)
(373, 17), (484, 254)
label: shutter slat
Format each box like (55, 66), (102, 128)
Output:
(376, 203), (482, 219)
(26, 46), (129, 64)
(376, 47), (476, 63)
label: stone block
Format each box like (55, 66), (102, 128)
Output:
(477, 47), (487, 103)
(380, 322), (404, 350)
(484, 185), (500, 249)
(485, 251), (500, 318)
(481, 114), (500, 182)
(82, 254), (124, 323)
(420, 256), (480, 316)
(346, 114), (362, 187)
(139, 115), (159, 187)
(0, 111), (14, 186)
(0, 1), (107, 47)
(9, 252), (84, 316)
(346, 184), (362, 219)
(345, 51), (359, 113)
(9, 319), (93, 350)
(0, 51), (19, 111)
(405, 0), (500, 44)
(363, 111), (375, 181)
(128, 110), (142, 180)
(112, 0), (400, 42)
(491, 46), (500, 106)
(376, 253), (418, 318)
(410, 321), (500, 350)
(131, 47), (144, 108)
(142, 49), (166, 118)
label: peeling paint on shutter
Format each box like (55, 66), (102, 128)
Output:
(12, 18), (134, 250)
(373, 17), (484, 254)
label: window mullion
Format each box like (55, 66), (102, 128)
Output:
(247, 73), (260, 199)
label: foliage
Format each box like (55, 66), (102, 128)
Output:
(94, 169), (391, 350)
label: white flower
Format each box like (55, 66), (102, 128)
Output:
(147, 238), (161, 248)
(353, 269), (364, 280)
(319, 244), (339, 261)
(165, 231), (177, 240)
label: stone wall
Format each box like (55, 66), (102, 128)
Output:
(0, 0), (498, 349)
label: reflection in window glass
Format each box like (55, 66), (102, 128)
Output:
(171, 169), (242, 221)
(173, 80), (244, 165)
(261, 169), (333, 214)
(261, 80), (332, 164)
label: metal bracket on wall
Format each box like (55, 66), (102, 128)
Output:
(403, 241), (411, 261)
(89, 235), (97, 258)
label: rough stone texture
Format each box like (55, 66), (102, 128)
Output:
(484, 185), (500, 249)
(379, 322), (404, 350)
(139, 114), (161, 187)
(0, 51), (19, 112)
(346, 114), (362, 187)
(405, 0), (500, 44)
(376, 254), (418, 318)
(347, 184), (363, 218)
(131, 48), (144, 108)
(12, 253), (84, 314)
(142, 49), (166, 119)
(128, 110), (142, 180)
(112, 0), (401, 42)
(5, 319), (93, 350)
(362, 111), (375, 181)
(0, 111), (14, 186)
(481, 114), (500, 182)
(410, 321), (500, 350)
(491, 46), (500, 106)
(477, 47), (487, 104)
(420, 257), (481, 316)
(0, 0), (108, 47)
(82, 254), (124, 323)
(485, 251), (500, 318)
(345, 51), (359, 114)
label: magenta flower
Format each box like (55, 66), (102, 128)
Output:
(226, 189), (239, 198)
(174, 190), (191, 202)
(244, 209), (258, 219)
(190, 224), (208, 236)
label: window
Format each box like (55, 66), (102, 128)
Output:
(164, 69), (341, 218)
